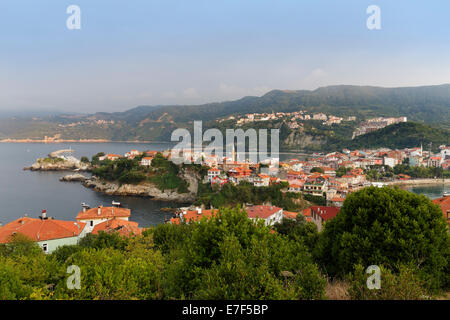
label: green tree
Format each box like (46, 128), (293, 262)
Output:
(311, 167), (324, 174)
(80, 156), (90, 163)
(316, 186), (449, 292)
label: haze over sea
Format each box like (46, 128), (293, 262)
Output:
(0, 142), (448, 226)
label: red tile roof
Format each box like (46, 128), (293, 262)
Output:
(0, 217), (86, 243)
(432, 196), (450, 224)
(76, 207), (131, 220)
(246, 205), (282, 219)
(92, 218), (142, 237)
(283, 211), (299, 219)
(310, 206), (340, 221)
(171, 209), (219, 224)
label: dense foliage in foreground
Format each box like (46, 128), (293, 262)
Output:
(0, 187), (448, 300)
(0, 208), (326, 300)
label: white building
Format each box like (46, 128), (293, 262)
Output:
(76, 206), (130, 233)
(246, 205), (284, 226)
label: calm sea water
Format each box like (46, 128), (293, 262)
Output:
(404, 184), (449, 199)
(0, 142), (178, 227)
(0, 142), (447, 226)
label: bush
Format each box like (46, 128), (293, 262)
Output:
(316, 186), (449, 292)
(118, 170), (146, 185)
(347, 264), (428, 300)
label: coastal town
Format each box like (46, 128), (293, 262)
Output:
(217, 109), (407, 139)
(2, 142), (449, 254)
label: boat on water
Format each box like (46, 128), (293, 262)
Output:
(112, 201), (121, 207)
(443, 192), (450, 197)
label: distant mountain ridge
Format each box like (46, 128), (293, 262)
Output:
(1, 84), (449, 150)
(73, 84), (450, 125)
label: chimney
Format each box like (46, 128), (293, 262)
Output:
(97, 206), (101, 216)
(83, 207), (86, 213)
(197, 208), (202, 215)
(41, 210), (47, 220)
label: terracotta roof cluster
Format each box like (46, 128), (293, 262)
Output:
(170, 209), (219, 225)
(92, 218), (142, 237)
(76, 207), (131, 220)
(283, 211), (299, 219)
(0, 217), (86, 243)
(246, 205), (282, 219)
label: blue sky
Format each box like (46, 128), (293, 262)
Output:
(1, 0), (449, 113)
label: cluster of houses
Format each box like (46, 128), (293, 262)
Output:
(99, 145), (449, 213)
(8, 142), (445, 255)
(0, 204), (143, 254)
(200, 145), (449, 207)
(352, 116), (407, 138)
(218, 109), (356, 128)
(98, 149), (159, 166)
(169, 204), (341, 232)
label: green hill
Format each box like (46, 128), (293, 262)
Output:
(1, 84), (449, 146)
(342, 122), (450, 151)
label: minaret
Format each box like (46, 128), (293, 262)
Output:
(232, 144), (236, 162)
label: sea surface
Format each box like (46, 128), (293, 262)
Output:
(0, 142), (447, 226)
(404, 184), (449, 200)
(0, 142), (178, 227)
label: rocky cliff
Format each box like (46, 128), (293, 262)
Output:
(81, 167), (201, 203)
(25, 158), (91, 171)
(282, 131), (327, 150)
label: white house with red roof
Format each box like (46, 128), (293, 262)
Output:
(140, 157), (153, 166)
(125, 149), (142, 159)
(253, 174), (270, 187)
(99, 154), (122, 161)
(207, 168), (221, 182)
(92, 218), (143, 237)
(288, 182), (303, 193)
(0, 211), (87, 254)
(305, 206), (340, 231)
(245, 205), (284, 226)
(76, 206), (131, 233)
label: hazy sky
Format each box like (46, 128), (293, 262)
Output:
(1, 0), (450, 113)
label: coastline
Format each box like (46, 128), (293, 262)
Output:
(0, 139), (173, 143)
(385, 178), (449, 187)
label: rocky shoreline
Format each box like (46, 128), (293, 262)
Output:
(59, 174), (89, 182)
(57, 167), (201, 203)
(26, 154), (200, 203)
(24, 158), (91, 172)
(386, 178), (449, 187)
(80, 177), (196, 202)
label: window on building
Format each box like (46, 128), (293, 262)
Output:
(42, 243), (48, 253)
(90, 221), (94, 227)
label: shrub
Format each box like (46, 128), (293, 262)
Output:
(316, 187), (449, 292)
(347, 264), (428, 300)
